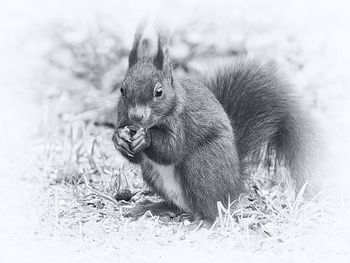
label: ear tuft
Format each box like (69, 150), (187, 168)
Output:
(128, 26), (144, 68)
(153, 36), (164, 70)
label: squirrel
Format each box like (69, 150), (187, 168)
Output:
(112, 29), (317, 223)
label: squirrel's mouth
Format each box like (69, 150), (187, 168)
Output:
(130, 119), (155, 130)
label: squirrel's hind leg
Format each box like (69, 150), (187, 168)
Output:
(124, 200), (181, 219)
(124, 200), (213, 229)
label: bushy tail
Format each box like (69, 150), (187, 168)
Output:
(207, 58), (317, 194)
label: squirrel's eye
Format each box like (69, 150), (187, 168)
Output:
(120, 86), (125, 96)
(154, 83), (163, 98)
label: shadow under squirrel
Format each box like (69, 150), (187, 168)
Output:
(112, 29), (317, 223)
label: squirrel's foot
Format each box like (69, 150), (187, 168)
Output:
(182, 215), (215, 231)
(124, 200), (180, 219)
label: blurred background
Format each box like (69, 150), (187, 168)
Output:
(0, 0), (350, 262)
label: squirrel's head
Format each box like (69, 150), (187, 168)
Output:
(119, 29), (176, 129)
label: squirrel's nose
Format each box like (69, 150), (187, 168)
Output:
(129, 111), (144, 123)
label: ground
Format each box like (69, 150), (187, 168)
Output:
(0, 0), (350, 262)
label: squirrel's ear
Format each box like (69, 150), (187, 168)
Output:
(153, 36), (165, 71)
(128, 28), (143, 68)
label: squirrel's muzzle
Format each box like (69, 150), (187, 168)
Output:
(128, 106), (151, 125)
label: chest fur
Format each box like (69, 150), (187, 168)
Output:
(142, 156), (189, 212)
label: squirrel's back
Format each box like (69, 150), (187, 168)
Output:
(207, 58), (316, 192)
(179, 77), (235, 150)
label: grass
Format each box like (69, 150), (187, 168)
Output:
(33, 115), (330, 252)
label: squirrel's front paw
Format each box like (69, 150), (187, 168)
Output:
(130, 128), (151, 155)
(112, 127), (134, 158)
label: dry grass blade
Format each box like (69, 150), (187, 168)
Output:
(82, 174), (120, 208)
